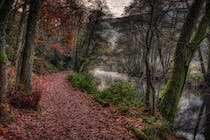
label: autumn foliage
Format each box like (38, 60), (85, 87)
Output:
(10, 89), (41, 109)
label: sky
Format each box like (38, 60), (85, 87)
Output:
(105, 0), (132, 17)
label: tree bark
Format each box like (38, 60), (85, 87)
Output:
(198, 47), (206, 77)
(0, 0), (13, 114)
(0, 0), (6, 10)
(17, 0), (42, 92)
(193, 102), (205, 140)
(15, 0), (28, 89)
(204, 94), (210, 140)
(197, 35), (210, 140)
(204, 36), (210, 140)
(160, 0), (209, 122)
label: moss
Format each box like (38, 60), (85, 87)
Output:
(131, 126), (149, 140)
(159, 61), (187, 122)
(0, 52), (7, 64)
(90, 94), (110, 107)
(159, 0), (210, 123)
(118, 106), (129, 114)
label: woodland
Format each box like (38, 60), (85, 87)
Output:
(0, 0), (210, 140)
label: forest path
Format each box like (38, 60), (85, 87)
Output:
(3, 72), (136, 140)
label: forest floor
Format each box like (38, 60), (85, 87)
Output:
(0, 72), (137, 140)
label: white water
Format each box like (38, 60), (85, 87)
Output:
(176, 131), (204, 140)
(174, 93), (205, 140)
(91, 68), (129, 91)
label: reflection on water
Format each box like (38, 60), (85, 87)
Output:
(174, 93), (205, 140)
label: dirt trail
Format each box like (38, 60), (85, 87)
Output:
(2, 72), (136, 140)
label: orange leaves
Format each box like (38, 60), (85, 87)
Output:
(36, 36), (44, 44)
(49, 32), (75, 53)
(0, 126), (8, 132)
(39, 0), (79, 52)
(34, 57), (43, 61)
(51, 43), (61, 48)
(0, 125), (8, 139)
(40, 62), (45, 73)
(69, 37), (75, 46)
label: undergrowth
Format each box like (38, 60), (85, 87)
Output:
(67, 72), (183, 140)
(68, 73), (144, 114)
(91, 82), (145, 113)
(9, 88), (41, 110)
(67, 73), (96, 93)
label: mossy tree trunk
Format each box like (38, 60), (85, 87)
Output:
(160, 0), (210, 122)
(17, 0), (42, 92)
(0, 0), (13, 114)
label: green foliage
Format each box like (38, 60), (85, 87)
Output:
(159, 65), (187, 122)
(91, 82), (144, 113)
(131, 122), (172, 140)
(67, 73), (144, 114)
(0, 52), (7, 64)
(44, 62), (59, 74)
(67, 73), (96, 93)
(143, 125), (164, 140)
(67, 73), (180, 139)
(96, 82), (140, 104)
(129, 113), (175, 140)
(141, 116), (157, 125)
(131, 126), (149, 140)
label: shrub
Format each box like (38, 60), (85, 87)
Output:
(67, 73), (96, 93)
(92, 82), (144, 113)
(131, 121), (173, 140)
(10, 89), (41, 110)
(68, 74), (144, 114)
(97, 82), (142, 104)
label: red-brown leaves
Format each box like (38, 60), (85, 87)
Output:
(10, 90), (41, 109)
(3, 72), (137, 139)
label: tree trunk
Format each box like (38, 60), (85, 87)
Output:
(203, 35), (210, 140)
(197, 34), (210, 140)
(0, 0), (13, 114)
(0, 0), (6, 11)
(204, 93), (210, 140)
(193, 102), (205, 140)
(160, 0), (210, 122)
(198, 47), (206, 76)
(17, 0), (42, 92)
(207, 38), (210, 73)
(15, 0), (28, 89)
